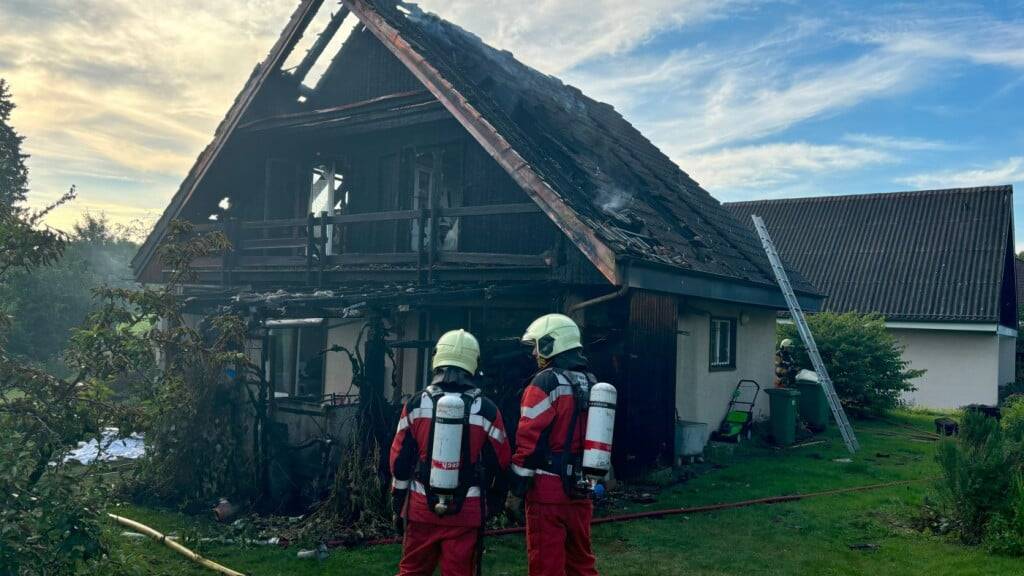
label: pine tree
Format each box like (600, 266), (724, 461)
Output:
(0, 79), (29, 208)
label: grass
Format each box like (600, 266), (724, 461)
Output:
(105, 412), (1024, 575)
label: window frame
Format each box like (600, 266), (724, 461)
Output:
(266, 323), (327, 402)
(708, 316), (737, 372)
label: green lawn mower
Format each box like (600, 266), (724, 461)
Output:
(712, 380), (760, 443)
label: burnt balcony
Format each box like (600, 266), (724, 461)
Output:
(183, 202), (560, 287)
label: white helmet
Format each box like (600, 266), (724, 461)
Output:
(432, 329), (480, 374)
(521, 314), (582, 360)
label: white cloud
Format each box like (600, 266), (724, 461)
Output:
(842, 133), (957, 152)
(897, 157), (1024, 190)
(680, 142), (894, 192)
(564, 11), (1024, 157)
(845, 13), (1024, 70)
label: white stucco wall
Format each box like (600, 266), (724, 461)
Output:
(676, 299), (777, 444)
(893, 328), (1003, 409)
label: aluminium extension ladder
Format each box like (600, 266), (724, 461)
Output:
(751, 215), (860, 453)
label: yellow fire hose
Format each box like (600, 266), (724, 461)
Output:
(107, 513), (246, 576)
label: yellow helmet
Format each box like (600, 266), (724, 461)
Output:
(780, 338), (793, 349)
(522, 314), (582, 360)
(432, 329), (480, 374)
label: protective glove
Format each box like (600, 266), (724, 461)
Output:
(505, 493), (525, 524)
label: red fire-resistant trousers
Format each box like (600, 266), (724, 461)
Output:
(398, 521), (479, 576)
(525, 500), (598, 576)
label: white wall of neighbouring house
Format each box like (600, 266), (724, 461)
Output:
(892, 328), (1003, 409)
(676, 298), (777, 446)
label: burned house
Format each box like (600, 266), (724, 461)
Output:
(132, 0), (822, 484)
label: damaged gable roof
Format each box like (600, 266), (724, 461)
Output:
(726, 186), (1016, 323)
(133, 0), (815, 296)
(351, 0), (814, 293)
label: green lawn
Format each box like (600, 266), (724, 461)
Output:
(106, 413), (1024, 575)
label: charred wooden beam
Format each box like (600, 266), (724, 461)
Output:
(326, 252), (418, 266)
(325, 209), (418, 225)
(437, 203), (541, 218)
(435, 252), (551, 267)
(238, 90), (433, 132)
(292, 6), (351, 85)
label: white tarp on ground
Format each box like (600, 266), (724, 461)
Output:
(64, 428), (145, 465)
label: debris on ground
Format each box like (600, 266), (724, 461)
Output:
(64, 428), (145, 464)
(297, 544), (329, 560)
(848, 543), (880, 551)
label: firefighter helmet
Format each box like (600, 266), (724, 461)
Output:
(432, 329), (480, 375)
(521, 314), (582, 360)
(780, 338), (793, 349)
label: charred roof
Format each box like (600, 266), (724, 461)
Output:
(133, 0), (816, 297)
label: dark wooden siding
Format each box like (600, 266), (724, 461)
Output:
(458, 141), (559, 255)
(620, 290), (678, 472)
(310, 25), (424, 108)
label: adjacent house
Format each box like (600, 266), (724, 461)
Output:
(727, 186), (1017, 409)
(132, 0), (822, 483)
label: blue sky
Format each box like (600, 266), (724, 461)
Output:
(1, 0), (1022, 247)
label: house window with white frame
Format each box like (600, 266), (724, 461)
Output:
(709, 316), (737, 371)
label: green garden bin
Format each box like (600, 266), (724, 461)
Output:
(765, 387), (800, 446)
(795, 370), (829, 432)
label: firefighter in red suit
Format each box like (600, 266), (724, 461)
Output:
(510, 314), (600, 576)
(390, 329), (511, 576)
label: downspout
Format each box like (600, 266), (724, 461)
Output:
(569, 262), (631, 313)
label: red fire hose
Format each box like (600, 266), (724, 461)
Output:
(340, 477), (929, 549)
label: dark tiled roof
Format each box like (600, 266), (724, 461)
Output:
(360, 1), (815, 294)
(726, 186), (1015, 322)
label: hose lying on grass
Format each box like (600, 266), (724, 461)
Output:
(107, 513), (246, 576)
(350, 477), (932, 548)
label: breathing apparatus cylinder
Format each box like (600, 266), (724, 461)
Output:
(429, 394), (465, 515)
(582, 382), (617, 480)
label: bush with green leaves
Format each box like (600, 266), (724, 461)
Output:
(777, 312), (922, 416)
(924, 406), (1024, 555)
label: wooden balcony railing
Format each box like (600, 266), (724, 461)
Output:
(192, 202), (552, 285)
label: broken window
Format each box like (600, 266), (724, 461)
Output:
(310, 160), (347, 255)
(267, 321), (327, 399)
(709, 317), (736, 371)
(410, 150), (460, 252)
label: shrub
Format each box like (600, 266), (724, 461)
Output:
(777, 312), (922, 416)
(933, 411), (1011, 544)
(987, 476), (1024, 556)
(925, 408), (1024, 554)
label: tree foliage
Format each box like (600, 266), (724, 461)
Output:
(777, 312), (923, 416)
(0, 80), (134, 574)
(0, 79), (28, 208)
(1, 213), (139, 370)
